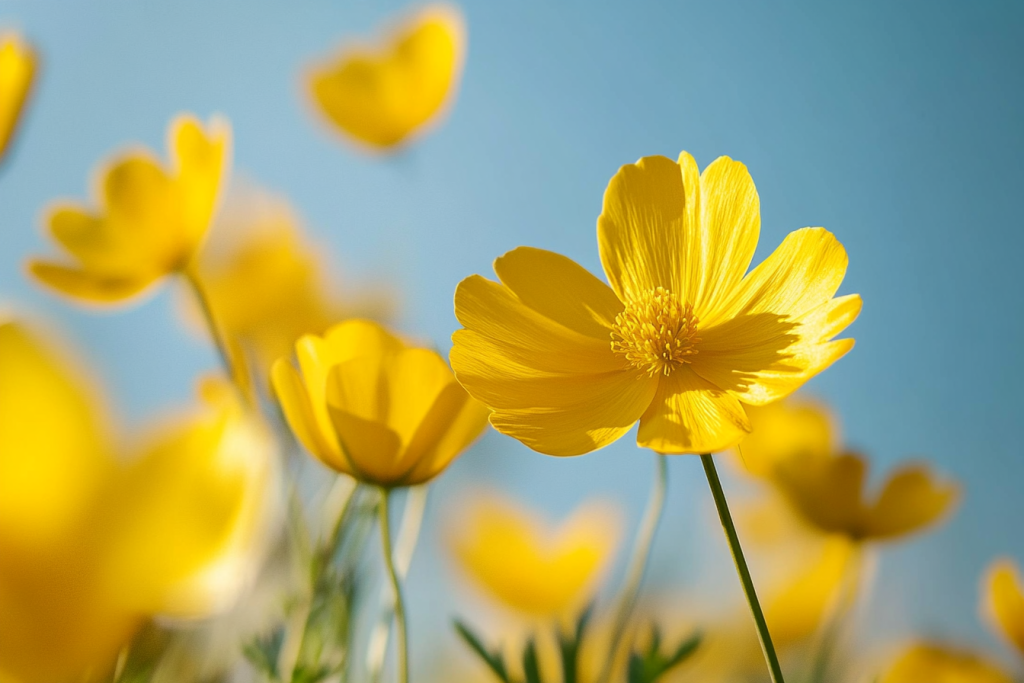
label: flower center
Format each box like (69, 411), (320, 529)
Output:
(611, 287), (701, 376)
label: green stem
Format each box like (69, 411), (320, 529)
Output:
(597, 452), (668, 683)
(700, 453), (785, 683)
(378, 488), (410, 683)
(183, 267), (245, 393)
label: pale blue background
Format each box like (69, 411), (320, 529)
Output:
(1, 0), (1022, 675)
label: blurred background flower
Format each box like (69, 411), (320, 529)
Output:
(0, 31), (35, 165)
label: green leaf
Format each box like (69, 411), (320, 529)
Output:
(522, 638), (542, 683)
(559, 604), (594, 683)
(454, 619), (511, 683)
(243, 627), (285, 681)
(627, 628), (702, 683)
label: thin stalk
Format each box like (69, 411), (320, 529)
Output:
(368, 486), (429, 683)
(378, 488), (410, 683)
(807, 544), (864, 683)
(182, 267), (246, 393)
(597, 452), (668, 683)
(699, 453), (785, 683)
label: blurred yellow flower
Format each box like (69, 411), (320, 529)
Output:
(308, 4), (465, 150)
(451, 153), (860, 456)
(0, 32), (36, 163)
(28, 114), (230, 304)
(773, 450), (958, 541)
(982, 558), (1024, 658)
(879, 643), (1014, 683)
(186, 185), (394, 381)
(451, 495), (620, 616)
(273, 318), (490, 487)
(734, 399), (836, 478)
(0, 320), (271, 683)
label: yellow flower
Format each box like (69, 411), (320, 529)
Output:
(307, 4), (465, 150)
(879, 643), (1014, 683)
(186, 185), (394, 381)
(0, 320), (271, 683)
(28, 114), (230, 304)
(0, 32), (36, 163)
(451, 153), (861, 456)
(772, 450), (958, 541)
(733, 399), (836, 478)
(982, 558), (1024, 658)
(272, 318), (490, 487)
(451, 495), (620, 616)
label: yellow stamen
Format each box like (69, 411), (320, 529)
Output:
(611, 287), (700, 376)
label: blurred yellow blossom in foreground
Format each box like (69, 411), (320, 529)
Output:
(308, 4), (465, 151)
(29, 114), (230, 304)
(982, 558), (1024, 659)
(187, 184), (394, 382)
(451, 153), (861, 456)
(451, 495), (620, 616)
(273, 318), (490, 487)
(0, 31), (35, 163)
(879, 643), (1014, 683)
(0, 320), (271, 683)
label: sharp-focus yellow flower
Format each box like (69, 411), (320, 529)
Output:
(733, 399), (836, 478)
(982, 558), (1024, 658)
(308, 5), (465, 150)
(0, 32), (36, 163)
(272, 318), (490, 487)
(773, 451), (958, 541)
(451, 495), (620, 616)
(451, 153), (861, 456)
(186, 185), (394, 381)
(879, 643), (1015, 683)
(28, 114), (230, 304)
(0, 321), (270, 683)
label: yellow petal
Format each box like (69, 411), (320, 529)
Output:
(863, 464), (959, 540)
(636, 367), (750, 455)
(983, 559), (1024, 656)
(452, 496), (620, 615)
(171, 114), (230, 252)
(597, 155), (696, 303)
(271, 358), (348, 474)
(734, 399), (837, 479)
(327, 403), (403, 486)
(880, 643), (1015, 683)
(401, 388), (490, 485)
(493, 246), (623, 340)
(695, 155), (760, 316)
(384, 347), (455, 446)
(27, 261), (155, 304)
(0, 32), (36, 162)
(774, 453), (867, 536)
(308, 5), (465, 150)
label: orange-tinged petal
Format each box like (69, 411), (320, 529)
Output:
(695, 155), (760, 317)
(983, 559), (1024, 656)
(880, 643), (1015, 683)
(863, 464), (959, 540)
(597, 155), (696, 302)
(27, 261), (156, 305)
(309, 5), (465, 150)
(0, 32), (36, 162)
(734, 399), (837, 479)
(636, 367), (750, 455)
(327, 404), (403, 485)
(493, 246), (623, 340)
(271, 358), (347, 472)
(171, 114), (230, 252)
(774, 453), (867, 536)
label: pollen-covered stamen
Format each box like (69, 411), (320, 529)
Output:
(611, 287), (700, 376)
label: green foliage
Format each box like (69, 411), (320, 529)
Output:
(626, 627), (701, 683)
(454, 619), (512, 683)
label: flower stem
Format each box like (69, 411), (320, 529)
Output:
(183, 267), (246, 394)
(378, 488), (410, 683)
(700, 453), (785, 683)
(597, 452), (668, 683)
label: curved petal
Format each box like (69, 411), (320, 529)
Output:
(171, 114), (230, 251)
(327, 405), (402, 486)
(0, 33), (36, 161)
(383, 347), (454, 446)
(696, 155), (760, 318)
(734, 400), (837, 478)
(774, 453), (867, 536)
(271, 358), (346, 472)
(880, 644), (1015, 683)
(493, 246), (623, 340)
(863, 464), (959, 540)
(27, 261), (156, 304)
(985, 560), (1024, 656)
(597, 155), (696, 302)
(636, 367), (750, 455)
(399, 383), (490, 485)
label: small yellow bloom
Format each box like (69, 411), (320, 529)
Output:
(0, 32), (36, 163)
(733, 399), (836, 478)
(452, 153), (861, 456)
(272, 318), (490, 487)
(28, 114), (230, 305)
(879, 643), (1014, 683)
(773, 450), (958, 541)
(451, 495), (620, 616)
(308, 5), (465, 150)
(186, 185), (394, 381)
(0, 321), (270, 683)
(982, 558), (1024, 658)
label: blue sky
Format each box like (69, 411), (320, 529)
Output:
(2, 0), (1023, 672)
